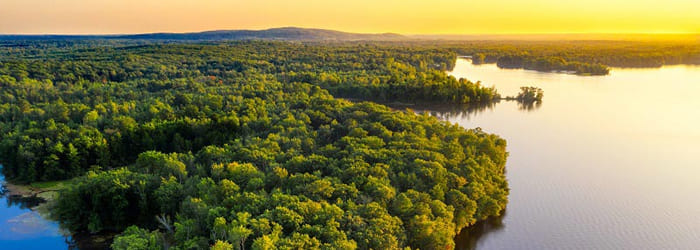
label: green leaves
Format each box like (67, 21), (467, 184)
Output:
(2, 41), (511, 249)
(54, 168), (159, 233)
(112, 226), (163, 250)
(134, 151), (188, 179)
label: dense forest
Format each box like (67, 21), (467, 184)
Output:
(0, 41), (508, 249)
(1, 38), (696, 249)
(0, 41), (500, 106)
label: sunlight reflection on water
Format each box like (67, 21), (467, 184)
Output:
(437, 60), (700, 250)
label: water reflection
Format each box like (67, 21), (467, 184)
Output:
(0, 180), (47, 211)
(70, 232), (118, 250)
(440, 59), (700, 249)
(0, 168), (75, 249)
(454, 212), (507, 250)
(0, 182), (46, 210)
(6, 194), (47, 209)
(389, 101), (496, 119)
(1, 185), (47, 210)
(387, 99), (541, 121)
(517, 100), (542, 111)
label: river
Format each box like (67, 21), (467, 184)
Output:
(432, 59), (700, 249)
(0, 167), (73, 249)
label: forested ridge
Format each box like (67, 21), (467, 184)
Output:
(0, 41), (508, 249)
(0, 27), (405, 41)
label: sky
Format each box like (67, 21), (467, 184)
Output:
(1, 0), (699, 35)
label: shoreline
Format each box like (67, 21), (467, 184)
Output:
(1, 179), (65, 217)
(2, 178), (115, 248)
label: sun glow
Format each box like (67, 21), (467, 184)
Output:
(1, 0), (699, 34)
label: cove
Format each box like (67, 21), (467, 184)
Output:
(0, 166), (73, 249)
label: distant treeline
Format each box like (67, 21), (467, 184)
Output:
(0, 41), (499, 105)
(449, 40), (700, 75)
(0, 27), (406, 41)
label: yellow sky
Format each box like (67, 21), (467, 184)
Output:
(1, 0), (698, 34)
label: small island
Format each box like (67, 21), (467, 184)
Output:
(504, 86), (545, 103)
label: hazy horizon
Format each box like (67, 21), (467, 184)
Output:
(1, 27), (698, 42)
(2, 0), (699, 35)
(1, 26), (699, 36)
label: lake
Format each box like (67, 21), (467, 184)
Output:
(0, 168), (73, 249)
(432, 59), (700, 249)
(2, 58), (699, 250)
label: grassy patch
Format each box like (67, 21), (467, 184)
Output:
(30, 180), (69, 190)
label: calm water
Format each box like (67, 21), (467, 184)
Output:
(0, 167), (72, 249)
(2, 60), (700, 250)
(435, 59), (700, 249)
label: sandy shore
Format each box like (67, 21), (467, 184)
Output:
(3, 181), (38, 196)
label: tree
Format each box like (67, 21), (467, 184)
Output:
(2, 41), (516, 249)
(211, 240), (234, 250)
(135, 151), (187, 180)
(112, 226), (163, 250)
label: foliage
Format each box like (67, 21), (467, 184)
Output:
(111, 226), (164, 250)
(0, 41), (509, 249)
(53, 168), (159, 233)
(9, 38), (691, 248)
(515, 87), (544, 103)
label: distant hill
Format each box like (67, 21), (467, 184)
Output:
(0, 27), (407, 41)
(4, 28), (694, 42)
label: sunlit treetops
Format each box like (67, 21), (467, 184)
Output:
(0, 41), (508, 249)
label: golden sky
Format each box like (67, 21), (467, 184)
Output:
(1, 0), (698, 34)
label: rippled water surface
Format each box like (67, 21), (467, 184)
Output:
(434, 59), (700, 249)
